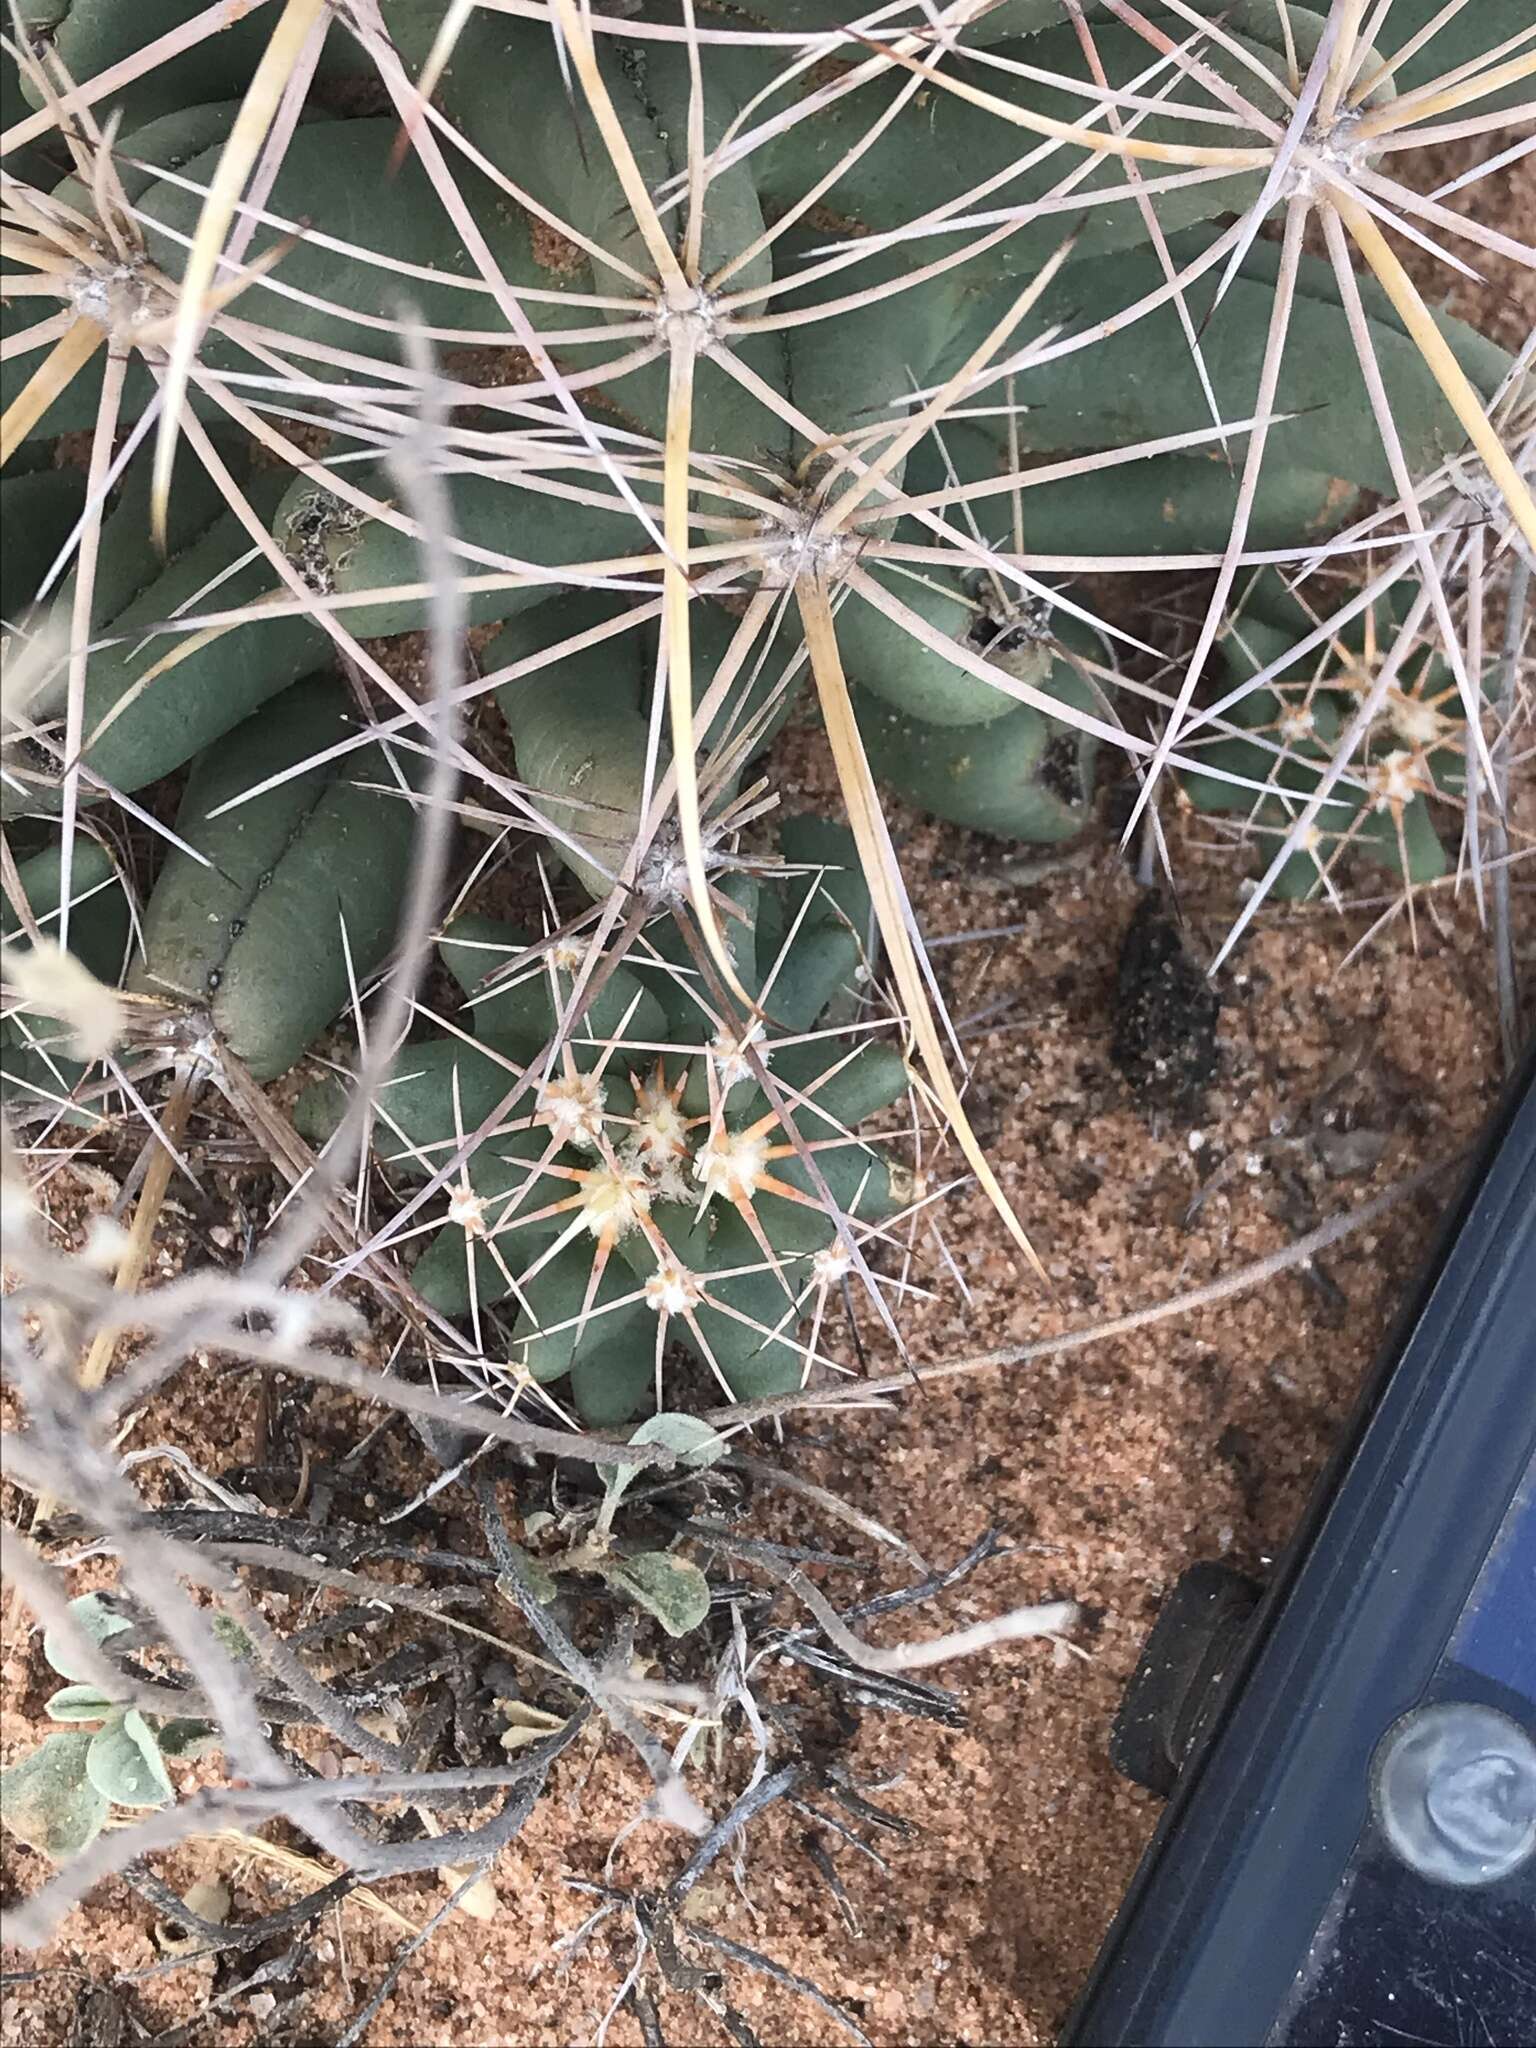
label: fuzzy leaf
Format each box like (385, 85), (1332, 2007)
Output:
(495, 1545), (559, 1608)
(43, 1593), (133, 1683)
(600, 1551), (712, 1640)
(86, 1710), (174, 1809)
(155, 1719), (219, 1760)
(210, 1614), (253, 1660)
(0, 1732), (110, 1860)
(628, 1414), (727, 1469)
(44, 1686), (116, 1723)
(597, 1413), (727, 1526)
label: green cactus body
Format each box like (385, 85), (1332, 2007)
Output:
(3, 0), (1515, 1444)
(486, 595), (778, 901)
(2, 103), (248, 440)
(720, 2), (1351, 60)
(903, 426), (1360, 558)
(52, 101), (247, 211)
(759, 910), (862, 1037)
(941, 230), (1511, 500)
(2, 19), (62, 190)
(440, 915), (667, 1062)
(294, 1029), (575, 1270)
(0, 470), (84, 624)
(616, 1198), (806, 1401)
(774, 239), (970, 507)
(275, 472), (645, 643)
(135, 117), (573, 361)
(486, 597), (659, 899)
(855, 642), (1101, 839)
(294, 1036), (528, 1180)
(350, 816), (911, 1407)
(777, 815), (873, 936)
(737, 1035), (909, 1137)
(741, 1139), (906, 1261)
(511, 1236), (654, 1419)
(380, 7), (793, 476)
(4, 102), (589, 444)
(14, 2), (364, 134)
(5, 464), (325, 816)
(131, 676), (419, 1080)
(724, 16), (1319, 278)
(567, 1340), (657, 1429)
(835, 551), (1048, 727)
(405, 1123), (581, 1318)
(1181, 572), (1453, 895)
(3, 107), (581, 446)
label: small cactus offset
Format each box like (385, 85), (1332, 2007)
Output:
(298, 815), (917, 1419)
(1178, 571), (1461, 904)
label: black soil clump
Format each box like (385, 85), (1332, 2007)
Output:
(1110, 894), (1220, 1118)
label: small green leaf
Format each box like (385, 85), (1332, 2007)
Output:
(627, 1413), (727, 1469)
(211, 1613), (253, 1660)
(600, 1551), (713, 1640)
(86, 1709), (173, 1809)
(0, 1732), (110, 1859)
(496, 1543), (560, 1607)
(45, 1685), (117, 1723)
(595, 1412), (727, 1531)
(155, 1719), (219, 1760)
(43, 1593), (133, 1683)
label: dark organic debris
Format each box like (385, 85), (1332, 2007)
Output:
(1110, 895), (1221, 1118)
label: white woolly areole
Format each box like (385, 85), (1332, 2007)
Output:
(645, 1261), (701, 1316)
(709, 1019), (767, 1094)
(632, 1082), (690, 1163)
(71, 259), (154, 335)
(694, 1126), (771, 1207)
(1278, 702), (1316, 743)
(537, 1071), (606, 1149)
(622, 1137), (693, 1206)
(447, 1186), (487, 1235)
(1391, 696), (1445, 747)
(812, 1240), (853, 1289)
(1368, 749), (1421, 812)
(578, 1165), (651, 1242)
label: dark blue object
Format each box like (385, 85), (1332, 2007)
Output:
(1066, 1050), (1536, 2048)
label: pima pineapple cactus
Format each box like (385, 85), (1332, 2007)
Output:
(297, 814), (918, 1420)
(1179, 568), (1461, 902)
(3, 0), (1530, 1354)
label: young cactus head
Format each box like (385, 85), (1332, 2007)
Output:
(300, 815), (927, 1423)
(1178, 566), (1467, 931)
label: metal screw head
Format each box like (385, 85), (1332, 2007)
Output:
(1371, 1701), (1536, 1888)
